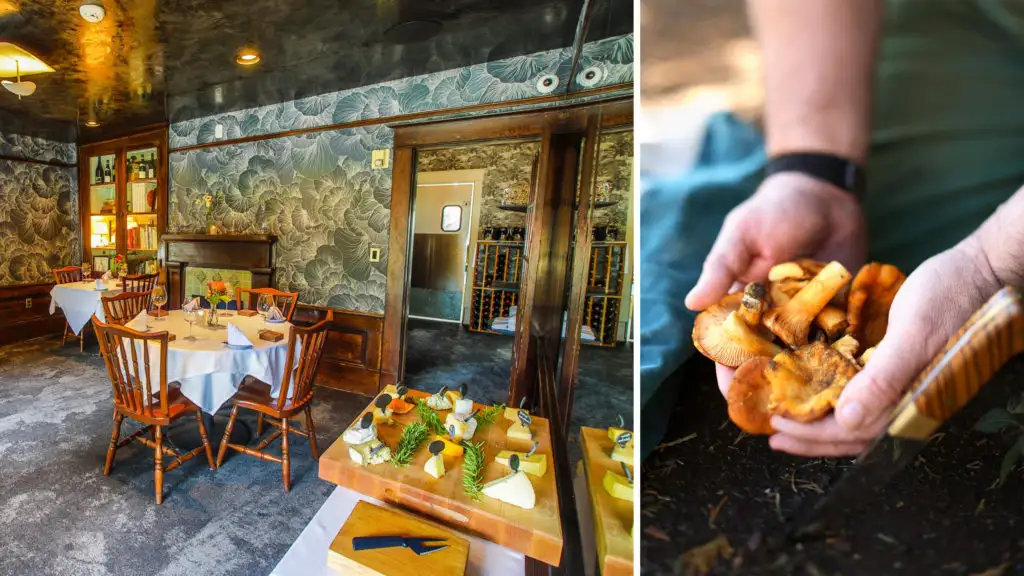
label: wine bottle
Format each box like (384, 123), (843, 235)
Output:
(147, 153), (155, 179)
(103, 161), (112, 183)
(94, 159), (103, 184)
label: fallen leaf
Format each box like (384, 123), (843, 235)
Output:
(708, 495), (728, 528)
(970, 563), (1009, 576)
(679, 534), (733, 576)
(643, 525), (671, 542)
(658, 433), (698, 450)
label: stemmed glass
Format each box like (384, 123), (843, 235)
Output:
(183, 300), (197, 341)
(81, 263), (91, 284)
(258, 293), (273, 334)
(151, 285), (167, 321)
(221, 283), (235, 317)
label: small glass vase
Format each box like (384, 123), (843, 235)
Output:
(205, 306), (219, 327)
(117, 264), (128, 278)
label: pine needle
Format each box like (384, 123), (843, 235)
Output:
(475, 404), (505, 428)
(416, 400), (446, 435)
(462, 439), (486, 501)
(392, 422), (429, 467)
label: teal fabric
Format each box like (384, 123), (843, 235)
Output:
(640, 0), (1024, 460)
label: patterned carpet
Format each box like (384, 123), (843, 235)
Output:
(0, 336), (365, 576)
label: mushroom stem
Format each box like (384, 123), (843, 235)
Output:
(768, 262), (807, 282)
(815, 305), (848, 340)
(832, 334), (860, 361)
(858, 346), (875, 366)
(722, 311), (783, 359)
(763, 261), (852, 347)
(738, 282), (768, 326)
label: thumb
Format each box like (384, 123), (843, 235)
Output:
(834, 330), (929, 433)
(685, 242), (751, 312)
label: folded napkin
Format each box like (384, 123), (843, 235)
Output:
(266, 305), (284, 323)
(227, 323), (253, 346)
(127, 310), (149, 332)
(101, 270), (113, 281)
(182, 297), (201, 312)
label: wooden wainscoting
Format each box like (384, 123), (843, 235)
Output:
(0, 283), (66, 347)
(292, 306), (383, 397)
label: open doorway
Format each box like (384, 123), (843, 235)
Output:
(402, 143), (539, 405)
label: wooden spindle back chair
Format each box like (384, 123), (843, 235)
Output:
(101, 291), (153, 326)
(216, 319), (331, 491)
(122, 273), (159, 303)
(235, 287), (299, 322)
(53, 266), (86, 351)
(93, 316), (215, 504)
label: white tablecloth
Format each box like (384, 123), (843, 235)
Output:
(271, 486), (526, 576)
(127, 311), (299, 414)
(49, 279), (120, 334)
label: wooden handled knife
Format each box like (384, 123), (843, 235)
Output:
(788, 285), (1024, 539)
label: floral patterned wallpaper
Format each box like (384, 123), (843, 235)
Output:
(417, 142), (538, 231)
(592, 131), (634, 230)
(168, 34), (633, 313)
(0, 136), (80, 287)
(169, 34), (634, 149)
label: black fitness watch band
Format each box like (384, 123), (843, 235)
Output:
(764, 153), (865, 199)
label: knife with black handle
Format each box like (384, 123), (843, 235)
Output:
(789, 285), (1024, 538)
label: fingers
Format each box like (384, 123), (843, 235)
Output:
(769, 416), (875, 457)
(834, 331), (925, 433)
(716, 363), (737, 397)
(769, 432), (867, 457)
(685, 220), (752, 311)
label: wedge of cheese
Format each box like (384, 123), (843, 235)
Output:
(495, 450), (547, 477)
(372, 407), (394, 425)
(602, 470), (634, 501)
(424, 453), (445, 479)
(349, 440), (391, 466)
(482, 470), (536, 510)
(504, 407), (527, 421)
(445, 389), (462, 405)
(610, 440), (633, 467)
(342, 423), (377, 445)
(454, 397), (474, 415)
(426, 393), (453, 411)
(607, 427), (631, 443)
(506, 421), (533, 441)
(432, 435), (464, 458)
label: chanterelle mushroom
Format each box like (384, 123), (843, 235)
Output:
(847, 263), (906, 349)
(727, 356), (775, 435)
(765, 340), (860, 422)
(693, 292), (783, 368)
(763, 261), (852, 347)
(738, 282), (768, 326)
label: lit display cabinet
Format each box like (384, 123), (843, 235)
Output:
(79, 128), (167, 276)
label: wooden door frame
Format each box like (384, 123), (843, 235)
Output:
(381, 99), (632, 390)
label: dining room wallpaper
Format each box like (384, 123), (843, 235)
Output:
(591, 130), (634, 230)
(0, 135), (80, 287)
(168, 34), (633, 313)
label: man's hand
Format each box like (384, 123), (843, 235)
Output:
(684, 172), (866, 396)
(769, 237), (1002, 456)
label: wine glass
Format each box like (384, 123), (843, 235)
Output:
(151, 285), (167, 321)
(221, 283), (234, 317)
(258, 293), (273, 333)
(183, 300), (197, 341)
(81, 263), (91, 284)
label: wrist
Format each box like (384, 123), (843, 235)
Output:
(958, 233), (1005, 297)
(765, 153), (865, 199)
(765, 112), (871, 165)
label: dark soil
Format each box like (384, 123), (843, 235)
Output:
(641, 355), (1024, 575)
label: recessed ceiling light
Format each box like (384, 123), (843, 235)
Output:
(235, 48), (260, 66)
(79, 0), (105, 23)
(85, 120), (100, 127)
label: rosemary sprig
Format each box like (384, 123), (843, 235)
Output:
(475, 404), (506, 428)
(392, 421), (429, 467)
(416, 399), (447, 436)
(461, 439), (486, 501)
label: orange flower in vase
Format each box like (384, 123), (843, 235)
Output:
(206, 281), (230, 325)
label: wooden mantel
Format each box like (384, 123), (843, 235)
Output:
(161, 234), (276, 308)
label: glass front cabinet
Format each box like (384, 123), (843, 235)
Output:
(79, 128), (168, 276)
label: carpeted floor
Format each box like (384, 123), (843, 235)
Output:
(0, 336), (365, 576)
(403, 317), (634, 435)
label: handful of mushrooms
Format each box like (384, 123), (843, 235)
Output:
(692, 260), (906, 435)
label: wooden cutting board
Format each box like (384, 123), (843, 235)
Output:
(319, 385), (564, 566)
(579, 426), (633, 576)
(327, 500), (469, 576)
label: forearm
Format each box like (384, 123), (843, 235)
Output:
(748, 0), (884, 163)
(972, 185), (1024, 290)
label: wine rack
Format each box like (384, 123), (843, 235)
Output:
(469, 241), (524, 334)
(583, 241), (627, 346)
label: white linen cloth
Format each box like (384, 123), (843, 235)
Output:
(128, 311), (300, 414)
(271, 485), (525, 576)
(49, 279), (120, 335)
(127, 310), (149, 332)
(227, 322), (253, 346)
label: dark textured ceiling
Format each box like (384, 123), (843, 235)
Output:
(0, 0), (631, 144)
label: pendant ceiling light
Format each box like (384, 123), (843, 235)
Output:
(0, 42), (53, 99)
(2, 61), (36, 99)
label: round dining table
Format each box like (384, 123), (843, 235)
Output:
(130, 310), (302, 449)
(49, 278), (121, 335)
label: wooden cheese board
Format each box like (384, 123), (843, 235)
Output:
(327, 500), (469, 576)
(319, 385), (564, 566)
(579, 426), (634, 576)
